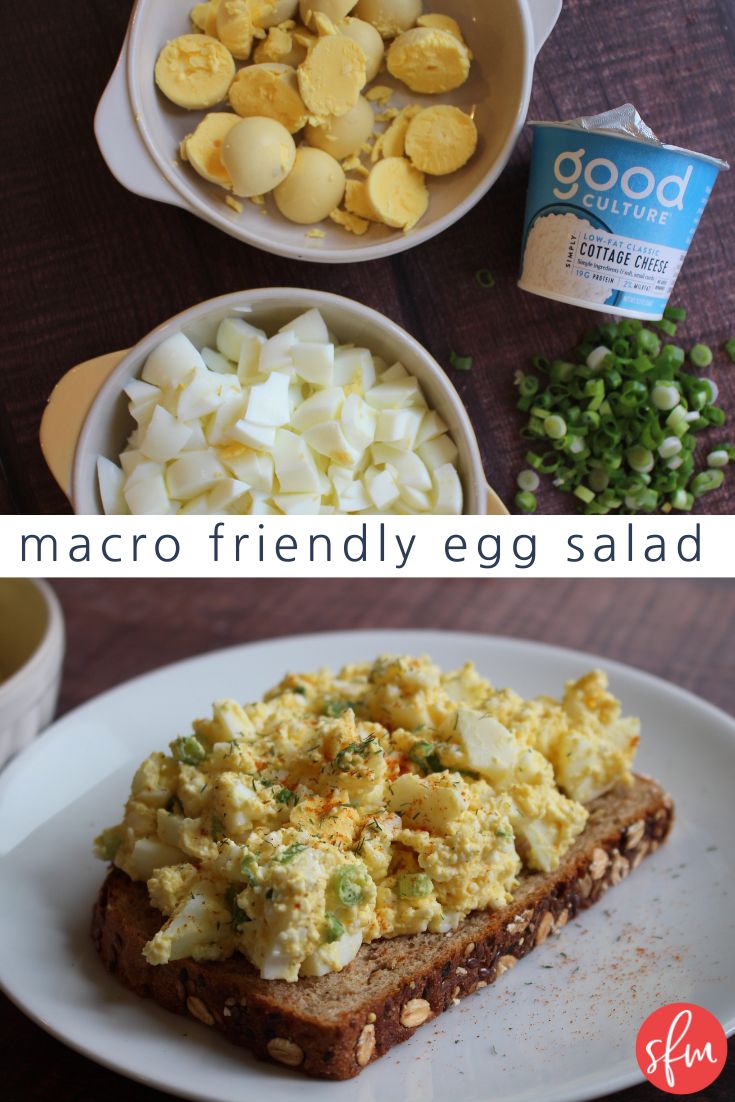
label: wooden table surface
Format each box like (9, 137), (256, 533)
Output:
(1, 0), (734, 515)
(2, 577), (734, 1100)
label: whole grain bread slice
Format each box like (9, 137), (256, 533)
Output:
(91, 774), (673, 1079)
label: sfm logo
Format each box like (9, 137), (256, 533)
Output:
(552, 147), (693, 210)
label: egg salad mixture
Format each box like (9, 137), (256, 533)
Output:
(95, 655), (640, 982)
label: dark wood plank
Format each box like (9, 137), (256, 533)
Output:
(1, 1), (733, 513)
(2, 578), (734, 1100)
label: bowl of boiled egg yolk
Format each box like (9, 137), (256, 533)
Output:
(68, 288), (502, 515)
(114, 0), (541, 261)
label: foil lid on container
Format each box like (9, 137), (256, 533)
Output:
(572, 103), (660, 143)
(535, 103), (728, 170)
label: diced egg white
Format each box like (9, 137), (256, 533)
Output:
(223, 450), (275, 493)
(216, 317), (266, 363)
(279, 307), (329, 344)
(207, 478), (250, 511)
(142, 333), (205, 389)
(417, 433), (458, 470)
(416, 409), (449, 445)
(273, 429), (323, 493)
(246, 372), (292, 426)
(124, 471), (175, 515)
(201, 347), (234, 375)
(259, 330), (298, 375)
(166, 451), (227, 500)
(341, 393), (377, 450)
(230, 419), (277, 449)
(273, 492), (324, 514)
(291, 388), (344, 431)
(333, 347), (376, 391)
(291, 342), (334, 385)
(433, 463), (463, 514)
(102, 310), (464, 515)
(139, 406), (193, 463)
(365, 377), (420, 409)
(97, 456), (129, 514)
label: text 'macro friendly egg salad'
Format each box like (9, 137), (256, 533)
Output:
(96, 656), (640, 982)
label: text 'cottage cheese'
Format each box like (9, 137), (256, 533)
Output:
(519, 105), (728, 319)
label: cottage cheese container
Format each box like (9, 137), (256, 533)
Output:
(518, 104), (728, 319)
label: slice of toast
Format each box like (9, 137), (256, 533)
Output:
(91, 774), (673, 1080)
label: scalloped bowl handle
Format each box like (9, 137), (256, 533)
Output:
(40, 352), (128, 500)
(528, 0), (563, 55)
(94, 46), (185, 209)
(486, 484), (510, 515)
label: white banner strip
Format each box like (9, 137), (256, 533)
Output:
(0, 516), (733, 578)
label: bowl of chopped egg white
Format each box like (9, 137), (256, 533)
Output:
(94, 0), (562, 262)
(61, 288), (505, 515)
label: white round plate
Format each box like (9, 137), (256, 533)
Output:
(0, 629), (733, 1102)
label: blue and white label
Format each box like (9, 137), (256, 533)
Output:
(519, 124), (724, 319)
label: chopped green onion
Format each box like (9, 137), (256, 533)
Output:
(514, 490), (537, 513)
(225, 885), (250, 930)
(240, 855), (258, 885)
(724, 338), (735, 363)
(588, 469), (610, 493)
(690, 469), (725, 497)
(670, 488), (694, 511)
(666, 405), (690, 437)
(707, 449), (729, 469)
(323, 699), (358, 717)
(408, 741), (443, 775)
(515, 311), (729, 513)
(544, 414), (567, 440)
(324, 913), (345, 943)
(574, 485), (595, 504)
(658, 436), (682, 459)
(699, 378), (719, 404)
(689, 343), (713, 368)
(517, 373), (539, 398)
(173, 735), (207, 766)
(586, 346), (611, 371)
(475, 268), (495, 289)
(332, 866), (365, 907)
(651, 383), (680, 411)
(95, 828), (122, 862)
(397, 872), (433, 899)
(449, 351), (473, 372)
(277, 843), (308, 864)
(517, 469), (540, 493)
(627, 445), (654, 473)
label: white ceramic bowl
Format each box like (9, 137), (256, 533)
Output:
(0, 580), (65, 769)
(95, 0), (561, 263)
(69, 287), (503, 515)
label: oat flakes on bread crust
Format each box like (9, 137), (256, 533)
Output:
(92, 774), (674, 1080)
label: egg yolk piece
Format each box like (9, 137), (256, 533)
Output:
(155, 34), (236, 109)
(275, 147), (347, 222)
(305, 94), (374, 160)
(216, 0), (255, 59)
(299, 0), (359, 23)
(181, 112), (241, 187)
(229, 63), (310, 132)
(367, 156), (428, 230)
(404, 105), (478, 175)
(387, 27), (471, 94)
(297, 34), (367, 117)
(353, 0), (422, 38)
(222, 116), (296, 196)
(339, 17), (385, 82)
